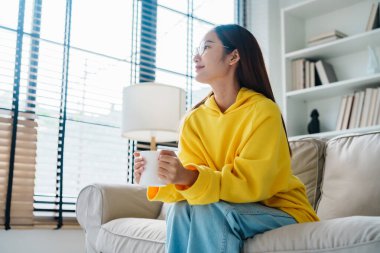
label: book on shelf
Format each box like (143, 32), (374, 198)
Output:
(307, 30), (347, 47)
(308, 30), (347, 42)
(368, 88), (379, 126)
(336, 95), (348, 130)
(373, 87), (380, 125)
(348, 92), (360, 129)
(307, 36), (342, 47)
(336, 87), (380, 131)
(360, 88), (375, 127)
(354, 91), (366, 129)
(311, 61), (322, 87)
(310, 62), (316, 87)
(314, 62), (322, 87)
(292, 59), (304, 90)
(292, 60), (298, 90)
(365, 2), (380, 31)
(342, 95), (354, 130)
(305, 61), (310, 88)
(315, 60), (337, 85)
(299, 59), (305, 90)
(291, 59), (321, 91)
(292, 60), (297, 90)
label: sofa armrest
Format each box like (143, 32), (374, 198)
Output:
(76, 183), (163, 253)
(76, 183), (163, 230)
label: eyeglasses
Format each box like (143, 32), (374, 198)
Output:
(193, 40), (230, 56)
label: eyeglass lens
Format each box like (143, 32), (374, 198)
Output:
(194, 41), (206, 56)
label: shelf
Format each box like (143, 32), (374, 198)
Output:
(285, 29), (380, 60)
(288, 125), (380, 140)
(282, 0), (364, 19)
(286, 73), (380, 101)
(282, 0), (380, 139)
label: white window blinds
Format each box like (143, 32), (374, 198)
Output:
(0, 0), (239, 229)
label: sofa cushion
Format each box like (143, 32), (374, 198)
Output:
(244, 216), (380, 253)
(157, 203), (173, 220)
(96, 218), (166, 253)
(317, 131), (380, 220)
(289, 138), (325, 208)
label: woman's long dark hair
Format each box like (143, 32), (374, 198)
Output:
(193, 24), (292, 155)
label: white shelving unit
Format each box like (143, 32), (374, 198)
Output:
(281, 0), (380, 139)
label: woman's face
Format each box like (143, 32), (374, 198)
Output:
(193, 30), (232, 84)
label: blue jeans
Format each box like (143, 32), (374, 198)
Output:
(166, 201), (296, 253)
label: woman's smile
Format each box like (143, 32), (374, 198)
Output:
(195, 65), (205, 72)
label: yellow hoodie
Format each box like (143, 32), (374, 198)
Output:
(147, 87), (319, 223)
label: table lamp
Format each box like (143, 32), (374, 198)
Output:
(121, 82), (187, 150)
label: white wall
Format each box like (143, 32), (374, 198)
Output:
(0, 229), (85, 253)
(246, 0), (307, 112)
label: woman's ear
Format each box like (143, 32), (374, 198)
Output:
(229, 49), (240, 65)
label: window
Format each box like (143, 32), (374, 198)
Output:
(0, 0), (239, 229)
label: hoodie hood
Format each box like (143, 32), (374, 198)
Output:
(203, 87), (264, 115)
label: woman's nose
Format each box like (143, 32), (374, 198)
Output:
(193, 54), (199, 63)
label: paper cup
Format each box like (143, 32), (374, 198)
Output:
(139, 151), (166, 186)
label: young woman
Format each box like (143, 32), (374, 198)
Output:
(134, 24), (319, 253)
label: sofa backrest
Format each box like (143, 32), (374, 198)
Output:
(289, 138), (325, 209)
(316, 131), (380, 220)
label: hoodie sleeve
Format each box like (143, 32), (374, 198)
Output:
(147, 111), (203, 203)
(147, 184), (185, 202)
(175, 101), (292, 205)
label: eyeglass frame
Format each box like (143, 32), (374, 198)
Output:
(193, 40), (231, 56)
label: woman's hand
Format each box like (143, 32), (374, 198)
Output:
(133, 152), (145, 184)
(158, 150), (199, 186)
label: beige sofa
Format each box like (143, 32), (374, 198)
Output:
(76, 131), (380, 253)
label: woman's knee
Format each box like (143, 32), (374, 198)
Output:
(191, 202), (232, 221)
(192, 201), (233, 216)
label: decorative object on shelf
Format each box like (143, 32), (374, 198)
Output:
(307, 109), (320, 134)
(367, 46), (380, 75)
(121, 82), (186, 150)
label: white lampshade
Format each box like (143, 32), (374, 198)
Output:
(122, 83), (186, 143)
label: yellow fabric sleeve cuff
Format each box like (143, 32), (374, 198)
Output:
(175, 164), (218, 204)
(147, 185), (177, 201)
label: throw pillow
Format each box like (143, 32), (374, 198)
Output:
(316, 131), (380, 219)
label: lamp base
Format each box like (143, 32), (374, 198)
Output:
(150, 136), (157, 151)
